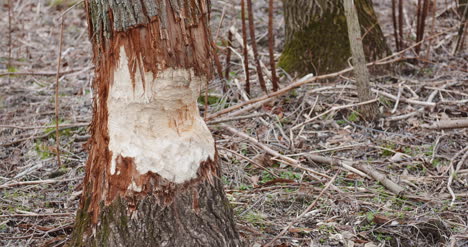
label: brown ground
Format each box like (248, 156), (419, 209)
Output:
(0, 0), (467, 246)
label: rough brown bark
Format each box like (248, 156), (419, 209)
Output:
(279, 0), (390, 76)
(69, 1), (242, 246)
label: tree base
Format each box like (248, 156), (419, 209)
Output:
(69, 175), (242, 247)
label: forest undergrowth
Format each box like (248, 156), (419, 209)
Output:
(0, 0), (466, 246)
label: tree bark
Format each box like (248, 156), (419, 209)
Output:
(279, 0), (390, 76)
(344, 0), (379, 121)
(69, 1), (242, 246)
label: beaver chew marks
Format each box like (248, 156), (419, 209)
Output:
(107, 47), (215, 184)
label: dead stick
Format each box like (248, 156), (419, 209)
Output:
(392, 0), (400, 51)
(207, 27), (459, 121)
(0, 122), (88, 130)
(0, 177), (83, 189)
(240, 0), (250, 95)
(421, 118), (468, 129)
(372, 89), (436, 107)
(268, 0), (279, 91)
(214, 7), (226, 41)
(356, 164), (405, 195)
(306, 154), (370, 179)
(246, 0), (267, 93)
(7, 0), (12, 70)
(207, 113), (269, 125)
(426, 0), (437, 59)
(241, 0), (250, 95)
(224, 31), (233, 81)
(0, 213), (73, 218)
(222, 124), (330, 180)
(212, 41), (224, 79)
(54, 17), (65, 168)
(291, 99), (378, 131)
(416, 0), (423, 55)
(265, 173), (338, 247)
(398, 0), (405, 49)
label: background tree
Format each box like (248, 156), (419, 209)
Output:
(279, 0), (390, 76)
(344, 0), (379, 121)
(69, 1), (241, 246)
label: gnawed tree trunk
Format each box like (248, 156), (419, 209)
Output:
(279, 0), (390, 76)
(69, 1), (242, 246)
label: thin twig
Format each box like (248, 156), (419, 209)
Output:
(218, 147), (279, 178)
(208, 113), (269, 125)
(54, 17), (65, 167)
(214, 6), (226, 41)
(265, 173), (338, 246)
(291, 99), (378, 131)
(212, 40), (224, 79)
(392, 0), (400, 51)
(0, 177), (83, 190)
(56, 0), (84, 20)
(0, 122), (88, 130)
(268, 0), (279, 91)
(207, 26), (459, 121)
(221, 124), (330, 180)
(426, 0), (438, 59)
(447, 146), (468, 206)
(246, 0), (267, 93)
(0, 213), (73, 219)
(224, 31), (233, 82)
(8, 0), (12, 71)
(240, 0), (250, 95)
(416, 0), (430, 55)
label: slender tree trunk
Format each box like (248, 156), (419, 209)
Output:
(69, 1), (242, 246)
(279, 0), (390, 76)
(344, 0), (379, 121)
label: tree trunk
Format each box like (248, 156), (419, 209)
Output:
(69, 1), (242, 246)
(279, 0), (390, 76)
(344, 0), (379, 121)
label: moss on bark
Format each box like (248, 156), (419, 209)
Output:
(279, 0), (390, 76)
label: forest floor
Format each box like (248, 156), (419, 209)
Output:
(0, 0), (467, 246)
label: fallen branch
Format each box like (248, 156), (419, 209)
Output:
(207, 26), (461, 121)
(291, 98), (378, 131)
(221, 124), (330, 180)
(207, 113), (269, 125)
(0, 122), (89, 130)
(305, 154), (370, 179)
(207, 56), (404, 121)
(356, 164), (405, 195)
(447, 146), (468, 206)
(422, 118), (468, 130)
(373, 89), (436, 107)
